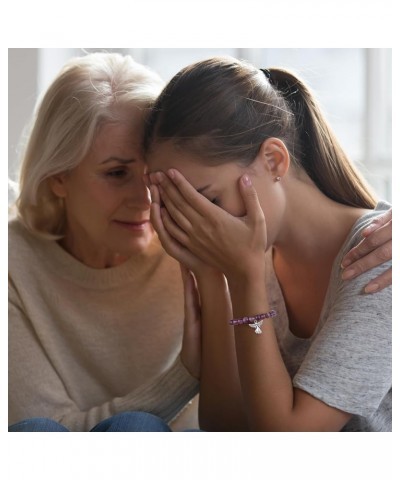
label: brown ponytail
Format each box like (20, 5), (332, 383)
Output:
(145, 57), (376, 209)
(267, 68), (376, 208)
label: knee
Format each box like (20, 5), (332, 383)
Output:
(9, 417), (69, 432)
(91, 411), (172, 432)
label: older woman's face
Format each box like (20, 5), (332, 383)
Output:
(51, 118), (154, 268)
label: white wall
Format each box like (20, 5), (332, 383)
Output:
(8, 49), (39, 179)
(8, 48), (392, 202)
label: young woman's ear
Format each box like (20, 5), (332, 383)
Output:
(258, 137), (290, 181)
(48, 174), (68, 198)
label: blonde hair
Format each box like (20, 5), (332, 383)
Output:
(16, 52), (164, 239)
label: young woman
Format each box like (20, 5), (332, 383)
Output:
(144, 57), (392, 431)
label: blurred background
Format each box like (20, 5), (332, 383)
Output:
(8, 48), (392, 203)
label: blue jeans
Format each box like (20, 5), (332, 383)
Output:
(8, 411), (173, 432)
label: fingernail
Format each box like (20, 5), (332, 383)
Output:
(168, 169), (175, 179)
(365, 283), (379, 294)
(156, 172), (163, 182)
(149, 185), (156, 202)
(242, 175), (252, 186)
(342, 269), (355, 280)
(363, 223), (379, 237)
(341, 258), (351, 268)
(362, 225), (374, 236)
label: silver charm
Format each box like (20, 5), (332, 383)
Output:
(249, 319), (263, 334)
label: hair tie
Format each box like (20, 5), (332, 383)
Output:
(260, 68), (271, 81)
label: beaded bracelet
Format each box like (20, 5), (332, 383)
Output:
(229, 310), (277, 335)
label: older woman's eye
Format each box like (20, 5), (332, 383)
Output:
(210, 198), (219, 205)
(106, 169), (128, 179)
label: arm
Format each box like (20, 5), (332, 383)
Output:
(9, 288), (198, 432)
(228, 269), (352, 431)
(150, 183), (248, 431)
(196, 270), (248, 431)
(179, 265), (202, 380)
(293, 244), (392, 427)
(222, 181), (352, 431)
(341, 208), (392, 292)
(151, 170), (358, 431)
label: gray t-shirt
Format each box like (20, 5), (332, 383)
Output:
(266, 201), (392, 431)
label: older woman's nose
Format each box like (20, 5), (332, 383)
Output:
(125, 177), (151, 208)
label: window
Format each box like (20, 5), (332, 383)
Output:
(8, 48), (391, 203)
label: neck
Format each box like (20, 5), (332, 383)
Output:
(273, 177), (367, 270)
(270, 177), (368, 339)
(60, 233), (130, 269)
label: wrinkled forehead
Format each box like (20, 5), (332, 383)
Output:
(88, 122), (144, 162)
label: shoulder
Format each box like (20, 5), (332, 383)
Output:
(293, 204), (392, 418)
(9, 218), (34, 256)
(8, 219), (54, 283)
(332, 201), (392, 301)
(308, 201), (393, 348)
(318, 203), (392, 336)
(343, 201), (391, 254)
(329, 200), (392, 303)
(9, 217), (25, 240)
(9, 218), (43, 259)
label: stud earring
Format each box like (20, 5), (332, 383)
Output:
(274, 176), (281, 182)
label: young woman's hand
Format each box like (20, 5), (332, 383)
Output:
(180, 265), (202, 380)
(149, 182), (210, 276)
(341, 208), (392, 293)
(150, 170), (267, 280)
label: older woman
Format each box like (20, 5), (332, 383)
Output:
(8, 52), (391, 432)
(8, 53), (198, 432)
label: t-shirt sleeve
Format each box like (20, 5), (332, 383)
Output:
(293, 255), (391, 418)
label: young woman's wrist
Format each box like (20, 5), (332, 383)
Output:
(226, 266), (268, 313)
(195, 267), (227, 290)
(225, 263), (266, 290)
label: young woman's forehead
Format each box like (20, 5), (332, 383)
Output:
(146, 142), (195, 172)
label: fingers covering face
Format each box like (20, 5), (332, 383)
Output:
(159, 185), (194, 233)
(150, 170), (216, 216)
(160, 206), (190, 246)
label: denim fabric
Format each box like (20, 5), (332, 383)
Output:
(9, 411), (173, 432)
(8, 417), (69, 432)
(90, 412), (172, 432)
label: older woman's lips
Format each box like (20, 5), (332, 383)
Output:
(113, 220), (150, 231)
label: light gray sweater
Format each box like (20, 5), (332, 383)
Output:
(8, 219), (199, 431)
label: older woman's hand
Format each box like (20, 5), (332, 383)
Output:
(179, 265), (202, 380)
(341, 208), (392, 293)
